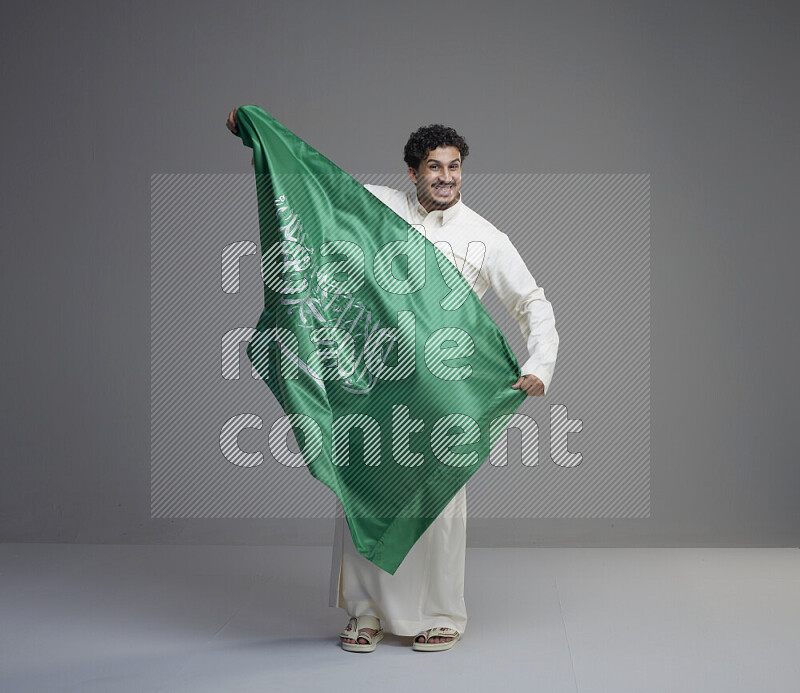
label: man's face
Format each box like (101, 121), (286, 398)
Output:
(408, 145), (462, 213)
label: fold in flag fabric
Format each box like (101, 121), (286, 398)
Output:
(234, 105), (526, 574)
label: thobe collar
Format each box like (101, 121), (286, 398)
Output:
(412, 192), (464, 227)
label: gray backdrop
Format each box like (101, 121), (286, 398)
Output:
(2, 0), (797, 547)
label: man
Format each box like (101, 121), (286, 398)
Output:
(226, 110), (559, 651)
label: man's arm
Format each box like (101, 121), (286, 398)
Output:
(487, 234), (559, 396)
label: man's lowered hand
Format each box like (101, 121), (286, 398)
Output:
(511, 374), (545, 397)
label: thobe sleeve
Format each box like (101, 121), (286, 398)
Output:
(486, 233), (559, 393)
(362, 183), (392, 204)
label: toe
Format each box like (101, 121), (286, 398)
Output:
(357, 627), (376, 645)
(429, 635), (454, 643)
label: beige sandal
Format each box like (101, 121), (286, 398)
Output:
(340, 615), (384, 652)
(412, 626), (461, 651)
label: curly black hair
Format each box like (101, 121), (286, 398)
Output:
(403, 124), (470, 170)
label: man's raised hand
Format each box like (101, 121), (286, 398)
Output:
(226, 107), (239, 135)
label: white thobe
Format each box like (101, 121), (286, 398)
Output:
(329, 185), (559, 636)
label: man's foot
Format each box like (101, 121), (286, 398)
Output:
(340, 616), (383, 652)
(415, 629), (455, 645)
(412, 626), (461, 651)
(342, 627), (377, 646)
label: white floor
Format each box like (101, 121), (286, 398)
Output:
(1, 544), (798, 692)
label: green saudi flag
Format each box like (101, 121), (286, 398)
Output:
(234, 105), (526, 574)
